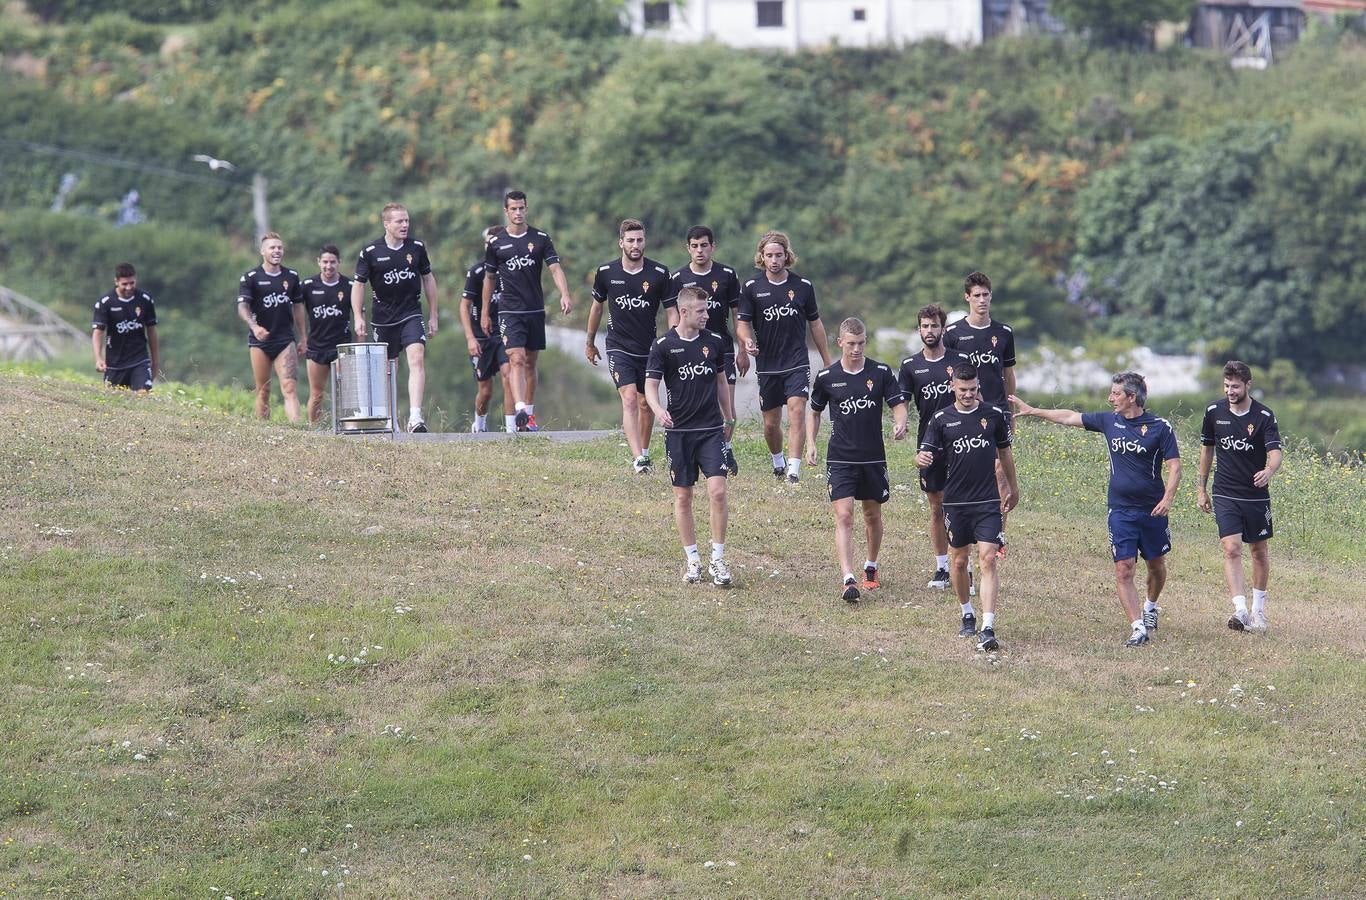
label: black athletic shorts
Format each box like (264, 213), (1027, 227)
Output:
(250, 338), (295, 362)
(944, 501), (1004, 549)
(306, 346), (340, 365)
(666, 427), (726, 488)
(470, 335), (509, 382)
(828, 462), (891, 503)
(607, 350), (647, 393)
(919, 453), (947, 494)
(104, 360), (153, 390)
(758, 368), (809, 412)
(373, 316), (426, 360)
(1214, 495), (1273, 544)
(499, 311), (547, 352)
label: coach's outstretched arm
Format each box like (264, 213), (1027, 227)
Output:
(1009, 394), (1082, 428)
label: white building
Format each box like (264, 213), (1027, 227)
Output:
(625, 0), (986, 49)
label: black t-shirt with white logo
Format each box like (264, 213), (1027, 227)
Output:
(484, 227), (559, 315)
(592, 258), (670, 357)
(920, 402), (1013, 505)
(810, 358), (905, 465)
(1201, 398), (1281, 501)
(92, 290), (157, 368)
(898, 349), (972, 444)
(302, 274), (353, 351)
(942, 319), (1016, 404)
(354, 237), (432, 327)
(666, 263), (741, 349)
(237, 266), (303, 345)
(736, 273), (820, 375)
(645, 328), (727, 431)
(462, 261), (497, 341)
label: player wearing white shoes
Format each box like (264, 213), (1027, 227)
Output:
(460, 227), (512, 432)
(917, 363), (1019, 650)
(92, 263), (160, 392)
(237, 232), (306, 423)
(1011, 373), (1181, 648)
(350, 203), (439, 433)
(736, 231), (832, 483)
(645, 287), (735, 586)
(807, 318), (908, 603)
(665, 226), (747, 475)
(1198, 360), (1282, 633)
(898, 304), (970, 590)
(586, 218), (670, 472)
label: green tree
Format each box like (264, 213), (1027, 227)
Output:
(1050, 0), (1196, 46)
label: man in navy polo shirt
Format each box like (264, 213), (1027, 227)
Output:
(1011, 373), (1182, 648)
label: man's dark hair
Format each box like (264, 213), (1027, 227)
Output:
(686, 225), (715, 244)
(1223, 360), (1253, 384)
(319, 244), (340, 259)
(964, 271), (992, 294)
(114, 263), (136, 279)
(1112, 371), (1148, 408)
(503, 190), (526, 206)
(618, 217), (644, 237)
(917, 304), (946, 327)
(952, 362), (978, 382)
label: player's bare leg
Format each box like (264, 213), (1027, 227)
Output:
(306, 359), (330, 426)
(249, 347), (274, 420)
(706, 474), (727, 545)
(273, 343), (301, 424)
(619, 385), (644, 459)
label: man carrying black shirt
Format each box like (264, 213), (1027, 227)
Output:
(899, 304), (971, 590)
(482, 190), (575, 432)
(92, 262), (159, 392)
(808, 318), (908, 603)
(237, 232), (306, 423)
(917, 363), (1020, 651)
(736, 231), (832, 484)
(586, 218), (670, 472)
(301, 244), (353, 428)
(645, 287), (735, 587)
(665, 225), (748, 474)
(351, 202), (439, 433)
(460, 226), (513, 433)
(1198, 360), (1283, 633)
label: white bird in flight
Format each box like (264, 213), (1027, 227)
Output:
(192, 154), (238, 172)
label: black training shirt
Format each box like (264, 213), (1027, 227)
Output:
(462, 261), (497, 341)
(920, 402), (1013, 505)
(592, 258), (670, 357)
(943, 319), (1016, 404)
(237, 266), (303, 345)
(1201, 398), (1281, 501)
(484, 227), (559, 315)
(666, 263), (741, 347)
(736, 273), (820, 375)
(302, 275), (353, 351)
(810, 358), (905, 465)
(92, 290), (157, 369)
(898, 349), (972, 444)
(645, 328), (727, 431)
(354, 237), (431, 327)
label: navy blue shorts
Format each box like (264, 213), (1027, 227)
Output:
(607, 350), (647, 394)
(250, 338), (295, 362)
(306, 346), (340, 365)
(104, 360), (153, 390)
(471, 335), (509, 382)
(945, 502), (1004, 549)
(499, 311), (547, 352)
(666, 427), (726, 488)
(1108, 507), (1172, 562)
(1213, 496), (1273, 544)
(373, 316), (426, 360)
(828, 462), (890, 503)
(758, 369), (809, 412)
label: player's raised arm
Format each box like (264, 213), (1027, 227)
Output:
(1009, 394), (1083, 428)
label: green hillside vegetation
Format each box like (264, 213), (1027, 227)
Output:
(3, 6), (1366, 393)
(2, 373), (1363, 895)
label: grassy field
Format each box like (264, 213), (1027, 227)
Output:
(1, 370), (1363, 898)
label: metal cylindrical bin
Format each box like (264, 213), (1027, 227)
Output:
(333, 342), (395, 433)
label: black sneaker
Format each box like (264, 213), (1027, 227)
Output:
(409, 421), (428, 434)
(841, 578), (861, 603)
(1124, 629), (1149, 648)
(927, 568), (951, 589)
(959, 613), (978, 637)
(723, 445), (739, 476)
(773, 465), (785, 481)
(514, 409), (530, 432)
(977, 627), (999, 652)
(1142, 607), (1158, 634)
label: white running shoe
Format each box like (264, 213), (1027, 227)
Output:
(1227, 609), (1251, 631)
(632, 455), (651, 474)
(407, 416), (428, 434)
(684, 559), (703, 584)
(1249, 611), (1269, 633)
(709, 558), (733, 586)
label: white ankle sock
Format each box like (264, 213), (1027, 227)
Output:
(505, 415), (517, 432)
(961, 602), (974, 616)
(711, 543), (725, 561)
(1143, 599), (1158, 612)
(864, 559), (877, 571)
(982, 612), (995, 629)
(1233, 595), (1248, 613)
(788, 458), (801, 476)
(684, 544), (700, 562)
(1252, 589), (1267, 614)
(474, 414), (487, 430)
(936, 554), (949, 570)
(771, 452), (785, 468)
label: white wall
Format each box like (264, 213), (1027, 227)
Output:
(627, 0), (983, 49)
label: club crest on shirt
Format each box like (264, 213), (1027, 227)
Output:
(946, 365), (954, 377)
(134, 306), (142, 317)
(980, 417), (988, 430)
(642, 281), (650, 294)
(702, 345), (710, 358)
(282, 280), (290, 290)
(1247, 423), (1255, 435)
(866, 379), (874, 392)
(787, 290), (795, 301)
(406, 253), (413, 264)
(527, 242), (535, 253)
(711, 280), (719, 293)
(338, 290), (345, 301)
(991, 335), (998, 347)
(1140, 424), (1149, 435)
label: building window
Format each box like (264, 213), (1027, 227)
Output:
(852, 7), (866, 20)
(756, 0), (784, 27)
(643, 1), (671, 27)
